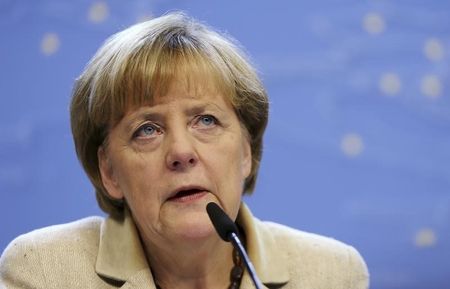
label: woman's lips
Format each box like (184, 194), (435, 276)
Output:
(167, 189), (209, 203)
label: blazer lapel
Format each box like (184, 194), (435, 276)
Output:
(240, 272), (271, 289)
(96, 208), (151, 285)
(119, 268), (157, 289)
(237, 203), (290, 288)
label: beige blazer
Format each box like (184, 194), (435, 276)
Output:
(0, 203), (369, 289)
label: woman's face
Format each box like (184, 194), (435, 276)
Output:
(98, 79), (252, 245)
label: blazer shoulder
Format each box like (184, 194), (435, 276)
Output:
(262, 221), (351, 252)
(3, 216), (104, 253)
(259, 220), (369, 289)
(0, 216), (104, 289)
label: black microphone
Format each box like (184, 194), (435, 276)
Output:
(206, 202), (264, 289)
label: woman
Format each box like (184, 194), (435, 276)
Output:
(0, 12), (369, 289)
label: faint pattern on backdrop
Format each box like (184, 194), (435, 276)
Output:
(0, 1), (449, 288)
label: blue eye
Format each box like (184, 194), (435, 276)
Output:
(134, 123), (160, 139)
(199, 115), (216, 126)
(142, 125), (155, 135)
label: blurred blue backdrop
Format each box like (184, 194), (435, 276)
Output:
(1, 1), (449, 288)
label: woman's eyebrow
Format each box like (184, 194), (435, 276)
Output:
(123, 102), (226, 131)
(123, 111), (164, 131)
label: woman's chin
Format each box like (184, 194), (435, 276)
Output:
(171, 217), (217, 241)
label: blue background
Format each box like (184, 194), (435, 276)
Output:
(1, 1), (449, 288)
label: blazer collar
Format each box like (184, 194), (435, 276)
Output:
(95, 208), (149, 282)
(237, 204), (290, 286)
(95, 203), (290, 287)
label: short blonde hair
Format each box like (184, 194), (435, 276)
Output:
(70, 12), (269, 215)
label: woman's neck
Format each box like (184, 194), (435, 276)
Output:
(144, 236), (235, 289)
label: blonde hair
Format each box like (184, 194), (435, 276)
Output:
(70, 12), (269, 215)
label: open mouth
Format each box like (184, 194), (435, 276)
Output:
(168, 188), (208, 202)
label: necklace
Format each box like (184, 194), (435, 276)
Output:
(229, 247), (244, 289)
(154, 248), (244, 289)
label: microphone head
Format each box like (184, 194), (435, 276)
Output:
(206, 202), (238, 242)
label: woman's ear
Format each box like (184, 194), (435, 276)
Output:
(242, 138), (252, 179)
(98, 146), (124, 200)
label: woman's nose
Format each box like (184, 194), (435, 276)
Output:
(165, 130), (198, 171)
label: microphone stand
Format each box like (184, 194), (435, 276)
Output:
(206, 202), (264, 289)
(228, 232), (264, 289)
